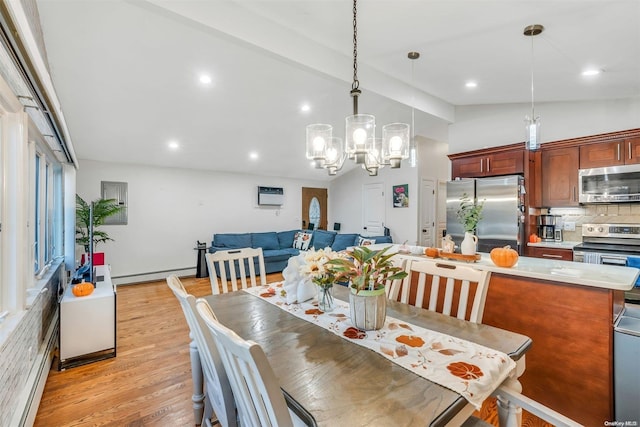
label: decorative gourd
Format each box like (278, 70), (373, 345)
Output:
(424, 247), (439, 258)
(72, 281), (95, 297)
(490, 245), (519, 268)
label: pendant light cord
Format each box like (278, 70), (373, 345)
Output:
(350, 0), (360, 115)
(530, 31), (535, 118)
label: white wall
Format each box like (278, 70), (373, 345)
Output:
(76, 160), (327, 283)
(449, 97), (640, 153)
(329, 159), (420, 245)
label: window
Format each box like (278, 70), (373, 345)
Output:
(33, 150), (57, 275)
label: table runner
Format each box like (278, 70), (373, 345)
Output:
(244, 284), (516, 409)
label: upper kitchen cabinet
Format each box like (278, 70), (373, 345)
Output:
(580, 137), (640, 168)
(450, 145), (524, 179)
(541, 147), (579, 207)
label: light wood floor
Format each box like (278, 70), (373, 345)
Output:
(35, 274), (550, 427)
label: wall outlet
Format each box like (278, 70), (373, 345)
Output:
(563, 221), (576, 231)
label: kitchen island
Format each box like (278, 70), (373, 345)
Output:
(388, 248), (637, 425)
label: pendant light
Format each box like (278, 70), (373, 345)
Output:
(524, 24), (543, 151)
(408, 51), (419, 167)
(305, 0), (410, 176)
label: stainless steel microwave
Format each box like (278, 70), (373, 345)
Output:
(579, 164), (640, 203)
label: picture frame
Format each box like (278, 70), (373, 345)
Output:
(393, 184), (409, 208)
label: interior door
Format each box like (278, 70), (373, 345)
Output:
(362, 182), (385, 236)
(420, 178), (436, 247)
(301, 187), (327, 230)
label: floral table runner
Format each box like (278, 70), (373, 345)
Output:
(244, 283), (516, 409)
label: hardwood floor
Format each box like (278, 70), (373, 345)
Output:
(35, 274), (550, 426)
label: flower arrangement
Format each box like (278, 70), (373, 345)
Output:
(326, 246), (408, 293)
(299, 248), (345, 289)
(456, 193), (484, 233)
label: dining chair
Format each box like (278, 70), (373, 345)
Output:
(205, 247), (267, 295)
(384, 257), (408, 299)
(166, 275), (237, 427)
(195, 298), (317, 427)
(396, 258), (491, 323)
(458, 383), (583, 427)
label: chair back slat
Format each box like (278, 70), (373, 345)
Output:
(397, 259), (492, 323)
(206, 248), (267, 295)
(385, 257), (407, 300)
(166, 275), (236, 427)
(196, 299), (295, 427)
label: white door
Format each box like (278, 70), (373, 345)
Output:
(362, 182), (385, 236)
(420, 178), (436, 247)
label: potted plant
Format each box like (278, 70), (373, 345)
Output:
(456, 193), (484, 255)
(75, 195), (124, 263)
(327, 246), (407, 330)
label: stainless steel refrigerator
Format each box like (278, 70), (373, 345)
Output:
(446, 175), (525, 254)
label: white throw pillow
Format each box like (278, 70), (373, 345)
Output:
(293, 231), (313, 250)
(357, 237), (376, 246)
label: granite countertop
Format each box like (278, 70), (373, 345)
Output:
(527, 241), (581, 250)
(366, 243), (637, 291)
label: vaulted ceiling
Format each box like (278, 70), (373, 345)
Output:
(36, 0), (640, 180)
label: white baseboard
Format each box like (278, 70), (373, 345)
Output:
(11, 311), (58, 427)
(112, 267), (196, 285)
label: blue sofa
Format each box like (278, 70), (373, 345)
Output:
(210, 230), (393, 274)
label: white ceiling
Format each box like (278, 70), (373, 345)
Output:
(35, 0), (640, 181)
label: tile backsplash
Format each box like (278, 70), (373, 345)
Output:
(549, 204), (640, 241)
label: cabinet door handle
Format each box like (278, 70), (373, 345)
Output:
(617, 143), (621, 161)
(629, 142), (632, 160)
(487, 157), (490, 171)
(542, 254), (563, 259)
(480, 158), (483, 173)
(573, 186), (577, 201)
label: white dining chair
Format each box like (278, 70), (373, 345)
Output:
(166, 275), (237, 427)
(205, 247), (267, 295)
(195, 298), (317, 427)
(383, 257), (408, 299)
(458, 383), (583, 427)
(397, 259), (491, 323)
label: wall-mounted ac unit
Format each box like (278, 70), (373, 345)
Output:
(257, 186), (284, 206)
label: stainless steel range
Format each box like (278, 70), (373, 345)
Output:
(573, 223), (640, 302)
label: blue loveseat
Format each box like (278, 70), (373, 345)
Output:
(209, 230), (393, 274)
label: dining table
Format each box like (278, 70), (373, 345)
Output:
(200, 284), (532, 426)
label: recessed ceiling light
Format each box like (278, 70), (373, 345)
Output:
(249, 151), (259, 160)
(199, 74), (212, 85)
(168, 141), (180, 150)
(465, 81), (478, 88)
(301, 104), (311, 112)
(582, 69), (602, 77)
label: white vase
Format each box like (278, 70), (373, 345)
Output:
(460, 232), (478, 255)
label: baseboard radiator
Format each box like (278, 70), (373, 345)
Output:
(11, 313), (59, 426)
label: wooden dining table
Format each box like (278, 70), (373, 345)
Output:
(202, 285), (532, 426)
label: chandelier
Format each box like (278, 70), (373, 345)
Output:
(524, 24), (544, 151)
(305, 0), (410, 176)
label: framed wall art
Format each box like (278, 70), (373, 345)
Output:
(393, 184), (409, 208)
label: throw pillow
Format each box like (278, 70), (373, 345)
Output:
(293, 231), (313, 250)
(357, 236), (376, 246)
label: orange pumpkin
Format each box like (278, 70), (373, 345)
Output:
(490, 245), (519, 268)
(424, 247), (439, 258)
(72, 281), (95, 297)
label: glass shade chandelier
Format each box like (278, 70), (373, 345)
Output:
(305, 0), (410, 176)
(524, 24), (544, 151)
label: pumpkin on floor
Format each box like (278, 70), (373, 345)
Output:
(72, 281), (95, 297)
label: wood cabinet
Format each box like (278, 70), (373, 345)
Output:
(451, 147), (524, 178)
(579, 137), (640, 168)
(527, 246), (573, 261)
(541, 147), (579, 207)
